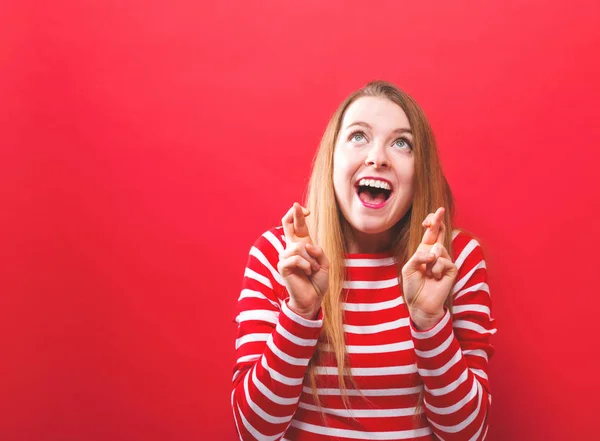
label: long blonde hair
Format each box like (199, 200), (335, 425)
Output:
(304, 80), (455, 415)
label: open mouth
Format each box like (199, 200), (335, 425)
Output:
(355, 178), (393, 207)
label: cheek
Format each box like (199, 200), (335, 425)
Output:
(332, 170), (351, 205)
(396, 160), (415, 184)
(332, 151), (355, 191)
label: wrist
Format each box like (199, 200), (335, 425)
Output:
(409, 307), (445, 331)
(287, 299), (321, 320)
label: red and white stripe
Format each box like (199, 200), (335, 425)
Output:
(232, 227), (496, 440)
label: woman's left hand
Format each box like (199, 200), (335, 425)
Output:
(401, 207), (458, 330)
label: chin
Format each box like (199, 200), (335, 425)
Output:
(349, 219), (394, 236)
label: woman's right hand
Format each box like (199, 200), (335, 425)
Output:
(277, 203), (329, 320)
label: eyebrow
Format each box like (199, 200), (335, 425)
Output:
(346, 121), (413, 136)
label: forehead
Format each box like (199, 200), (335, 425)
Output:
(341, 96), (411, 130)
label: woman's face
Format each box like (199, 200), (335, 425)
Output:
(333, 96), (415, 243)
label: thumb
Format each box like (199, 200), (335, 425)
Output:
(306, 244), (329, 269)
(403, 248), (435, 274)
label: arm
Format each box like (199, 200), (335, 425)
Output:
(232, 229), (323, 441)
(411, 234), (496, 441)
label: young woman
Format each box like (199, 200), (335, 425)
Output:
(232, 81), (496, 441)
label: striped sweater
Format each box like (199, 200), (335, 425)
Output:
(232, 227), (496, 441)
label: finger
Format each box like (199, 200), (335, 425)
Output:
(277, 255), (312, 277)
(425, 243), (439, 276)
(430, 257), (457, 281)
(428, 242), (450, 260)
(421, 210), (442, 228)
(436, 221), (447, 245)
(402, 248), (436, 274)
(430, 256), (448, 280)
(437, 242), (451, 260)
(293, 203), (311, 240)
(306, 243), (330, 269)
(421, 207), (445, 245)
(422, 213), (434, 228)
(425, 242), (451, 276)
(282, 205), (296, 242)
(280, 242), (320, 271)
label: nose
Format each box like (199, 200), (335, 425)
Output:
(364, 142), (389, 168)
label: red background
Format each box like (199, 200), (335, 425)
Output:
(1, 1), (599, 440)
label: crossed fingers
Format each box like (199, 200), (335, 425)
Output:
(282, 202), (311, 244)
(420, 207), (452, 280)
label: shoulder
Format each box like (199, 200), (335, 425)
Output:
(450, 228), (487, 273)
(242, 227), (287, 297)
(245, 226), (287, 270)
(249, 226), (286, 255)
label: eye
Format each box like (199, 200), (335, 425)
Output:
(349, 130), (366, 143)
(394, 138), (412, 150)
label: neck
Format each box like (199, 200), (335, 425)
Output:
(344, 224), (394, 254)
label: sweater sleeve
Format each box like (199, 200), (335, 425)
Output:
(232, 228), (323, 441)
(410, 232), (497, 441)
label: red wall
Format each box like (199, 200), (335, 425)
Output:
(2, 1), (599, 440)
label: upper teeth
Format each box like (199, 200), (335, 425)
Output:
(358, 179), (391, 191)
